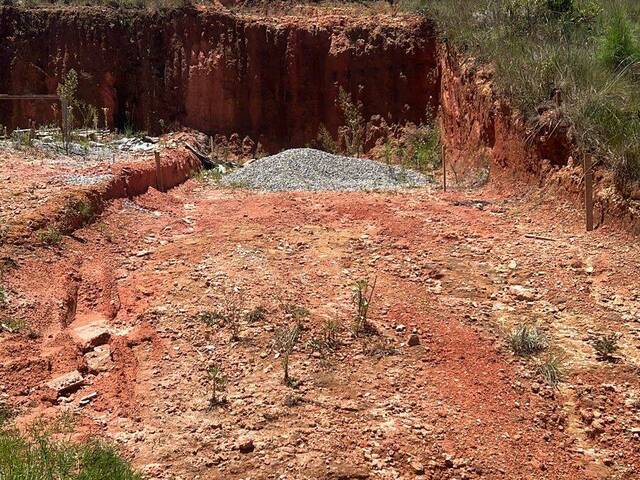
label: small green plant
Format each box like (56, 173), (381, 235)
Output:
(337, 86), (366, 157)
(246, 305), (268, 323)
(274, 324), (301, 386)
(191, 168), (222, 183)
(207, 363), (227, 408)
(201, 289), (244, 341)
(65, 198), (94, 223)
(315, 123), (339, 154)
(0, 317), (24, 334)
(593, 332), (621, 361)
(0, 285), (6, 305)
(509, 324), (547, 356)
(308, 318), (341, 357)
(363, 338), (397, 359)
(537, 353), (565, 388)
(37, 226), (63, 246)
(352, 276), (377, 335)
(0, 402), (13, 427)
(282, 303), (310, 330)
(57, 69), (78, 153)
(199, 310), (224, 327)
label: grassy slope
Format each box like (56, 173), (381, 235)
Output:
(404, 0), (640, 193)
(0, 409), (141, 480)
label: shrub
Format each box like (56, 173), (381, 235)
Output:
(410, 0), (640, 196)
(273, 324), (301, 386)
(337, 87), (366, 157)
(509, 324), (547, 356)
(207, 363), (226, 408)
(0, 285), (5, 306)
(593, 332), (621, 360)
(37, 226), (63, 246)
(315, 124), (339, 154)
(537, 353), (565, 387)
(352, 277), (377, 335)
(246, 305), (268, 323)
(599, 11), (640, 71)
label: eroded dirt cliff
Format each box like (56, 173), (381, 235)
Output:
(0, 6), (438, 151)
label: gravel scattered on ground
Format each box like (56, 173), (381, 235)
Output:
(221, 148), (431, 191)
(64, 173), (114, 186)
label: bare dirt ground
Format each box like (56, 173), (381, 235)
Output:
(1, 149), (640, 479)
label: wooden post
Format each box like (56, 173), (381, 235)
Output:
(584, 155), (594, 232)
(155, 151), (163, 192)
(442, 144), (447, 192)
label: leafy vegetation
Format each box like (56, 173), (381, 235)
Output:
(37, 226), (63, 246)
(0, 419), (141, 480)
(537, 352), (566, 387)
(405, 0), (640, 193)
(352, 277), (376, 335)
(593, 332), (621, 361)
(509, 324), (547, 356)
(207, 363), (227, 408)
(273, 324), (301, 386)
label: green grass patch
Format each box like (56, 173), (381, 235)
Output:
(404, 0), (640, 192)
(0, 422), (141, 480)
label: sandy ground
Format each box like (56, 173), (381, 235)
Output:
(1, 152), (640, 479)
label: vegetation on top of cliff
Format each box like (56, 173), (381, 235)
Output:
(404, 0), (640, 194)
(5, 0), (190, 9)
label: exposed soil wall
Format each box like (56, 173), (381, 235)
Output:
(438, 45), (640, 233)
(7, 146), (200, 243)
(0, 6), (438, 151)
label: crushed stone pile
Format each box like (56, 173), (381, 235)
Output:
(221, 148), (431, 191)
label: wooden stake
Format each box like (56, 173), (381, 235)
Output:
(155, 151), (164, 192)
(442, 144), (447, 192)
(584, 155), (594, 232)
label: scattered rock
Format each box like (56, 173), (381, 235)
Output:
(71, 321), (110, 351)
(85, 345), (114, 373)
(46, 370), (84, 396)
(237, 438), (254, 453)
(79, 391), (98, 406)
(408, 333), (420, 347)
(410, 460), (425, 474)
(508, 285), (536, 302)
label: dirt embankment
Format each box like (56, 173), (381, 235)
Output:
(438, 46), (640, 233)
(0, 6), (438, 151)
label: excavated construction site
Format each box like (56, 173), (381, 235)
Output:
(1, 4), (640, 480)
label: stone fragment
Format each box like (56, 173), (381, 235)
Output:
(408, 333), (420, 347)
(47, 370), (84, 396)
(508, 285), (536, 302)
(79, 391), (98, 406)
(72, 322), (110, 351)
(237, 438), (254, 453)
(410, 461), (425, 474)
(86, 345), (114, 373)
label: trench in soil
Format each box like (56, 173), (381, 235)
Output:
(1, 6), (640, 480)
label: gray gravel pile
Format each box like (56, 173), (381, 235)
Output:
(221, 148), (431, 191)
(64, 173), (114, 186)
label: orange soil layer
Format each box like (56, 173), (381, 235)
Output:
(1, 176), (639, 479)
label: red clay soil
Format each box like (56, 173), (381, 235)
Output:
(0, 5), (438, 151)
(1, 172), (639, 479)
